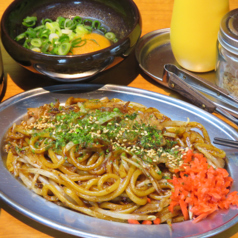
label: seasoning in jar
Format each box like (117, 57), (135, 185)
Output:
(216, 9), (238, 99)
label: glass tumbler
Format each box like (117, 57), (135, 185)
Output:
(170, 0), (229, 72)
(216, 9), (238, 99)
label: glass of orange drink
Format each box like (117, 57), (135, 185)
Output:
(170, 0), (229, 72)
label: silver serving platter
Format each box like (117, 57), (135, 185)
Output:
(0, 84), (238, 238)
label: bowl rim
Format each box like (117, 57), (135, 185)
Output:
(1, 0), (141, 58)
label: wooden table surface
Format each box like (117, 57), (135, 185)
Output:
(1, 0), (238, 237)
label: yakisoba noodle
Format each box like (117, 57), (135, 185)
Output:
(4, 96), (226, 224)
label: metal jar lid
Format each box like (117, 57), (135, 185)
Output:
(218, 8), (238, 55)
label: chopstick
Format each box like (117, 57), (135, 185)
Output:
(213, 137), (238, 149)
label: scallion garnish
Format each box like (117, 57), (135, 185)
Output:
(31, 38), (42, 47)
(92, 20), (101, 29)
(83, 19), (93, 26)
(41, 18), (53, 24)
(58, 42), (71, 55)
(99, 26), (107, 34)
(73, 16), (82, 24)
(57, 16), (66, 29)
(15, 32), (25, 41)
(15, 16), (118, 55)
(71, 38), (87, 48)
(105, 32), (116, 41)
(22, 16), (37, 27)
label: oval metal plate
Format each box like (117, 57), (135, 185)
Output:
(0, 84), (237, 238)
(135, 28), (238, 118)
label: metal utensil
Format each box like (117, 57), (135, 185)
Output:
(213, 137), (238, 149)
(166, 64), (238, 104)
(163, 64), (238, 126)
(135, 29), (238, 118)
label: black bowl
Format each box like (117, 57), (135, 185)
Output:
(1, 0), (141, 82)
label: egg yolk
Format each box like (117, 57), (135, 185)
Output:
(71, 33), (111, 55)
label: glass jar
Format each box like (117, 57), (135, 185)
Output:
(216, 9), (238, 99)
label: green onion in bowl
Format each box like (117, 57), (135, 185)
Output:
(15, 16), (118, 56)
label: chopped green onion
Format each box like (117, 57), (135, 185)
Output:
(105, 32), (116, 41)
(15, 33), (25, 41)
(84, 25), (93, 33)
(61, 29), (72, 35)
(51, 46), (59, 55)
(64, 19), (76, 30)
(75, 24), (90, 36)
(42, 18), (53, 24)
(22, 16), (37, 27)
(71, 38), (86, 48)
(113, 38), (118, 43)
(23, 39), (31, 49)
(88, 39), (99, 46)
(45, 22), (61, 35)
(24, 28), (37, 38)
(99, 26), (107, 34)
(41, 43), (50, 54)
(31, 47), (41, 53)
(59, 35), (70, 43)
(57, 42), (71, 55)
(34, 25), (45, 32)
(39, 29), (50, 39)
(49, 33), (59, 43)
(31, 38), (42, 47)
(92, 20), (101, 29)
(15, 15), (118, 55)
(50, 46), (57, 54)
(68, 31), (76, 41)
(73, 16), (82, 24)
(57, 16), (66, 29)
(52, 37), (60, 46)
(83, 19), (93, 26)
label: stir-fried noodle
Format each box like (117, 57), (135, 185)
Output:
(4, 97), (227, 224)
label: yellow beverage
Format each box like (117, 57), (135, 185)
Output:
(170, 0), (229, 72)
